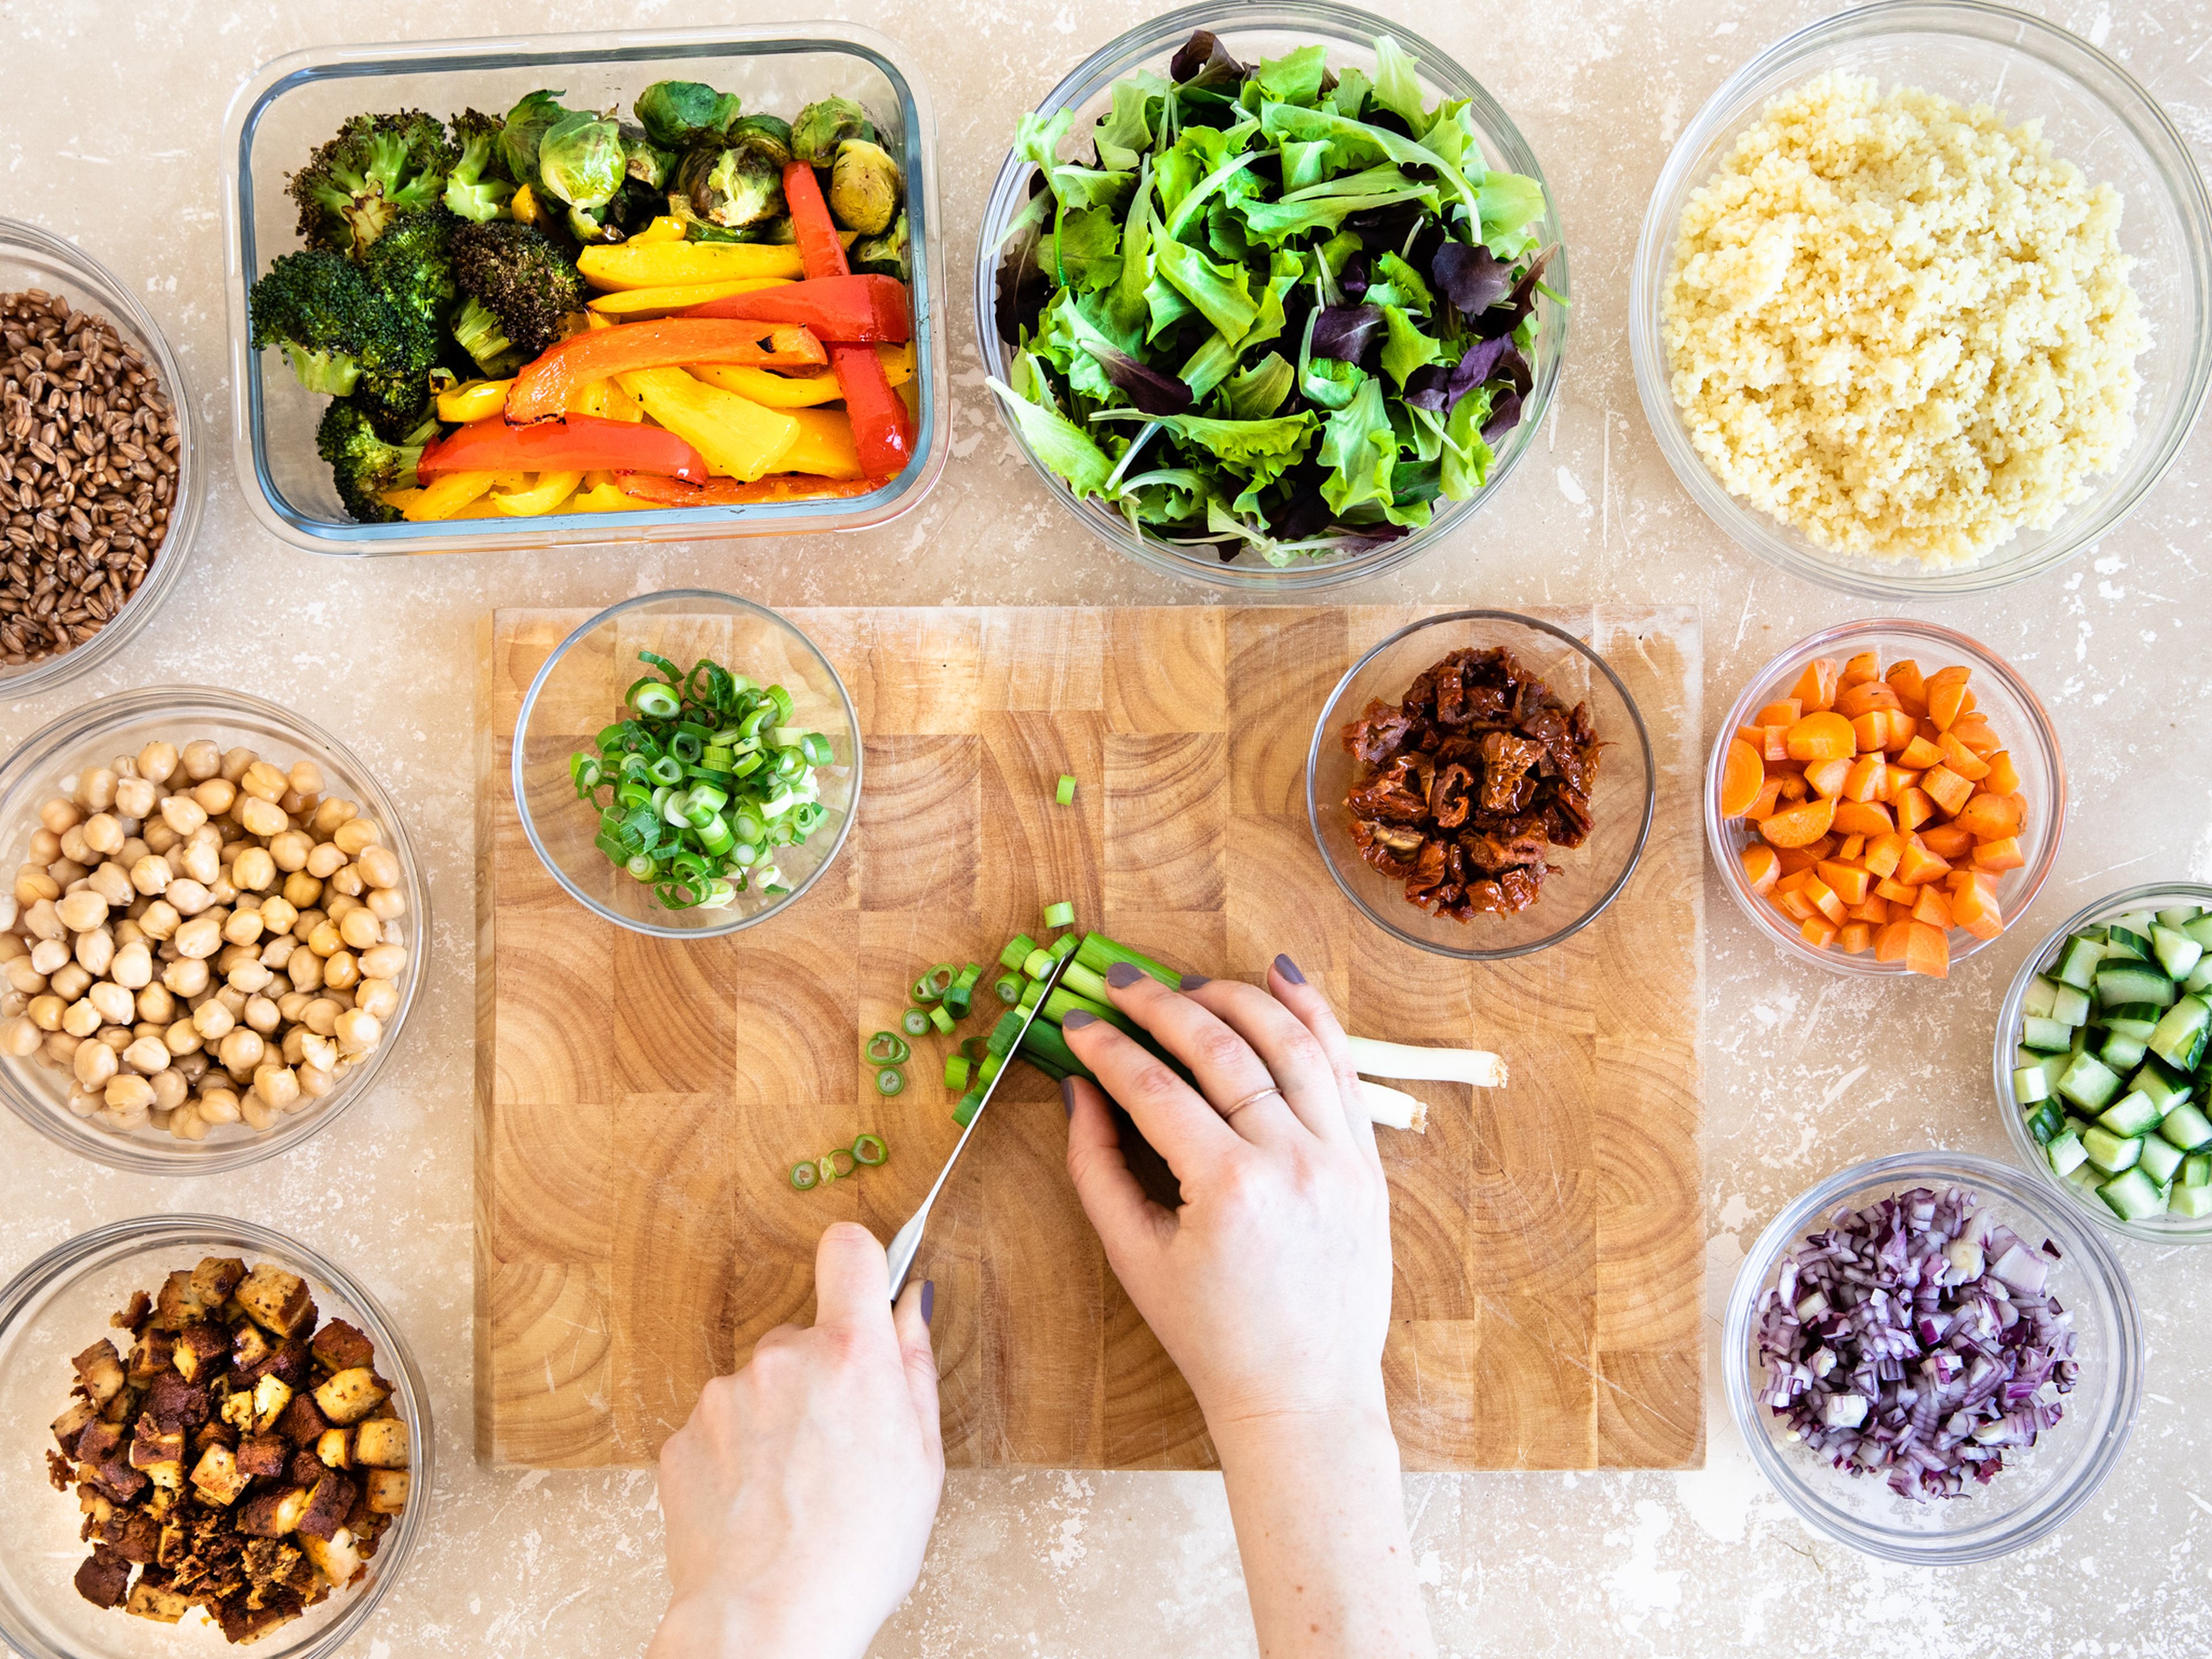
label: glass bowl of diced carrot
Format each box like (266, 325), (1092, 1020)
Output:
(1706, 621), (2066, 979)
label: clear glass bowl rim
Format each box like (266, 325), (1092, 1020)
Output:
(1704, 618), (2067, 978)
(1722, 1148), (2143, 1565)
(1626, 0), (2212, 600)
(0, 218), (201, 694)
(0, 685), (430, 1175)
(0, 1212), (433, 1659)
(510, 588), (863, 940)
(971, 0), (1572, 592)
(1302, 608), (1655, 961)
(217, 21), (950, 555)
(1993, 880), (2212, 1244)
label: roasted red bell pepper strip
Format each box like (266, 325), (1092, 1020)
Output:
(613, 470), (880, 507)
(782, 161), (914, 478)
(506, 319), (827, 423)
(680, 274), (912, 343)
(416, 413), (708, 482)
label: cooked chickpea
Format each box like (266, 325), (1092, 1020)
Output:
(337, 907), (382, 950)
(14, 868), (60, 906)
(259, 935), (298, 971)
(172, 915), (224, 960)
(334, 1008), (381, 1056)
(87, 862), (132, 907)
(22, 897), (63, 942)
(104, 1073), (154, 1112)
(197, 1086), (241, 1123)
(110, 941), (154, 990)
(121, 1036), (170, 1075)
(332, 817), (381, 857)
(310, 797), (358, 836)
(61, 998), (101, 1037)
(288, 950), (324, 993)
(221, 908), (264, 947)
(219, 747), (255, 784)
(113, 776), (156, 819)
(143, 820), (180, 857)
(135, 984), (174, 1024)
(178, 740), (219, 782)
(236, 796), (286, 839)
(164, 1018), (202, 1058)
(74, 768), (116, 812)
(157, 795), (207, 835)
(268, 830), (312, 873)
(302, 841), (344, 880)
(192, 777), (237, 816)
(58, 825), (94, 866)
(180, 840), (221, 885)
(0, 1015), (43, 1056)
(322, 950), (360, 991)
(26, 994), (65, 1032)
(29, 829), (62, 865)
(306, 919), (343, 959)
(164, 878), (213, 917)
(243, 995), (281, 1035)
(88, 982), (135, 1027)
(49, 962), (92, 1001)
(5, 959), (47, 996)
(128, 855), (171, 897)
(45, 1031), (82, 1067)
(283, 872), (323, 910)
(191, 999), (235, 1041)
(29, 938), (70, 976)
(165, 1104), (207, 1141)
(161, 957), (210, 998)
(232, 846), (275, 891)
(136, 741), (179, 785)
(290, 908), (323, 942)
(73, 1039), (120, 1089)
(37, 797), (81, 835)
(214, 986), (247, 1019)
(251, 1063), (300, 1111)
(150, 1068), (188, 1111)
(54, 889), (108, 933)
(238, 760), (286, 804)
(217, 1028), (264, 1074)
(238, 1093), (278, 1131)
(135, 900), (179, 942)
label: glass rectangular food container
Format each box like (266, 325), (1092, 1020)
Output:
(219, 23), (948, 555)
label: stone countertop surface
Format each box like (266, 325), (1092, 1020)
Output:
(4, 0), (2211, 1654)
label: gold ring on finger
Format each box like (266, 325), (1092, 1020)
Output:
(1220, 1085), (1282, 1121)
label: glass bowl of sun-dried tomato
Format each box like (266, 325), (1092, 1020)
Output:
(1305, 611), (1655, 960)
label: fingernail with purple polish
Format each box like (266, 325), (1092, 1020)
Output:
(1107, 961), (1143, 989)
(1063, 1009), (1098, 1030)
(920, 1280), (935, 1327)
(1274, 953), (1306, 986)
(1060, 1077), (1077, 1118)
(1179, 972), (1210, 990)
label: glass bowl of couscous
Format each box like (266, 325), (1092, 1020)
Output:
(1629, 0), (2212, 599)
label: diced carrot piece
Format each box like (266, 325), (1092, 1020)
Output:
(1928, 680), (1971, 732)
(1874, 921), (1914, 963)
(1973, 835), (2025, 872)
(1883, 768), (1919, 805)
(1790, 659), (1841, 712)
(1838, 922), (1874, 955)
(1775, 845), (1822, 877)
(1896, 838), (1951, 885)
(1852, 895), (1891, 924)
(1801, 916), (1840, 950)
(1777, 887), (1817, 922)
(1720, 738), (1766, 817)
(1817, 862), (1873, 906)
(1775, 866), (1813, 893)
(1911, 887), (1954, 929)
(1840, 651), (1881, 688)
(1984, 750), (2021, 794)
(1842, 755), (1885, 802)
(1864, 833), (1906, 878)
(1744, 775), (1784, 821)
(1905, 921), (1950, 979)
(1835, 681), (1902, 719)
(1885, 659), (1928, 715)
(1896, 734), (1944, 770)
(1832, 800), (1894, 837)
(1805, 757), (1853, 798)
(1760, 795), (1837, 849)
(1805, 876), (1846, 925)
(1937, 732), (1990, 781)
(1760, 725), (1791, 763)
(1758, 698), (1804, 727)
(1785, 711), (1857, 763)
(1951, 880), (2003, 941)
(1875, 876), (1921, 906)
(1919, 823), (1976, 861)
(1921, 765), (1974, 816)
(1851, 711), (1888, 754)
(1740, 843), (1779, 894)
(1925, 664), (1971, 696)
(1897, 786), (1936, 831)
(1838, 834), (1866, 862)
(1952, 791), (2023, 840)
(1949, 713), (2000, 756)
(1888, 709), (1923, 751)
(1777, 771), (1810, 804)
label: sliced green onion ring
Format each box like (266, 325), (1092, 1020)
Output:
(866, 1031), (911, 1065)
(851, 1132), (888, 1166)
(790, 1161), (820, 1191)
(901, 1006), (932, 1038)
(874, 1066), (907, 1097)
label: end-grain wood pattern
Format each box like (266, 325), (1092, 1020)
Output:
(476, 607), (1704, 1471)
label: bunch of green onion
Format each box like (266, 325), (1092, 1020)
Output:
(956, 926), (1180, 1125)
(569, 650), (833, 911)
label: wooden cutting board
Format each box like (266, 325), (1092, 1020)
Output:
(474, 605), (1703, 1471)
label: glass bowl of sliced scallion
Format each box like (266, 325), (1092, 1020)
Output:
(510, 589), (861, 938)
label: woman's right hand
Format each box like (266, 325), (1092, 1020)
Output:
(1058, 953), (1393, 1431)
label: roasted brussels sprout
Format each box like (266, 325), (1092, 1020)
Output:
(851, 211), (910, 281)
(669, 120), (794, 234)
(619, 123), (676, 191)
(829, 138), (902, 236)
(790, 97), (874, 166)
(538, 109), (626, 210)
(634, 79), (744, 150)
(499, 90), (567, 190)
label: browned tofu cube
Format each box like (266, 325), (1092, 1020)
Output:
(171, 1322), (229, 1384)
(296, 1472), (357, 1540)
(315, 1427), (353, 1469)
(115, 1509), (161, 1564)
(219, 1387), (256, 1435)
(73, 1550), (130, 1609)
(214, 1590), (301, 1645)
(190, 1443), (252, 1507)
(153, 1257), (242, 1329)
(310, 1369), (388, 1426)
(298, 1527), (364, 1589)
(236, 1486), (313, 1539)
(194, 1256), (248, 1301)
(274, 1392), (329, 1449)
(141, 1372), (210, 1432)
(351, 1418), (408, 1469)
(91, 1455), (149, 1504)
(309, 1319), (376, 1374)
(126, 1328), (175, 1380)
(230, 1320), (272, 1374)
(52, 1397), (96, 1455)
(236, 1434), (289, 1480)
(363, 1469), (410, 1515)
(246, 1375), (293, 1433)
(73, 1339), (127, 1407)
(236, 1265), (315, 1338)
(129, 1416), (185, 1468)
(74, 1418), (124, 1466)
(123, 1575), (192, 1624)
(111, 1289), (153, 1334)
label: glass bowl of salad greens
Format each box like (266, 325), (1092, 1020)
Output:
(975, 2), (1567, 590)
(1995, 884), (2212, 1244)
(510, 589), (860, 939)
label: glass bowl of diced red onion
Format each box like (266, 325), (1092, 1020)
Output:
(1723, 1152), (2141, 1563)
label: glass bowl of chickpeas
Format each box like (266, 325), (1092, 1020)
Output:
(0, 689), (426, 1173)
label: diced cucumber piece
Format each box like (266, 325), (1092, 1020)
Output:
(2081, 1127), (2142, 1173)
(2013, 1065), (2053, 1105)
(2022, 1016), (2076, 1053)
(2172, 1183), (2212, 1219)
(2055, 935), (2105, 990)
(2098, 1090), (2161, 1137)
(2066, 1160), (2107, 1196)
(2099, 1033), (2149, 1072)
(2130, 1057), (2192, 1111)
(2138, 1135), (2186, 1185)
(2158, 1100), (2212, 1152)
(2057, 1053), (2123, 1113)
(2046, 1131), (2089, 1177)
(2184, 915), (2212, 950)
(2022, 976), (2059, 1020)
(2050, 983), (2093, 1027)
(2182, 1152), (2211, 1188)
(2153, 925), (2205, 980)
(2099, 1166), (2167, 1221)
(2157, 906), (2204, 927)
(2149, 995), (2211, 1072)
(2096, 962), (2176, 1010)
(2188, 960), (2212, 995)
(2025, 1100), (2065, 1144)
(2105, 923), (2153, 960)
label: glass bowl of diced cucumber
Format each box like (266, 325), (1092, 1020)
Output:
(1997, 884), (2212, 1241)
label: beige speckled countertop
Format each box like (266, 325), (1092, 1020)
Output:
(5, 0), (2212, 1654)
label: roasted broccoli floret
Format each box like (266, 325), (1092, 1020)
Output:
(451, 296), (524, 376)
(448, 219), (586, 361)
(316, 400), (438, 524)
(361, 209), (457, 326)
(444, 109), (514, 223)
(290, 111), (457, 260)
(247, 249), (391, 397)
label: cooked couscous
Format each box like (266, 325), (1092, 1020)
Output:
(1663, 72), (2146, 566)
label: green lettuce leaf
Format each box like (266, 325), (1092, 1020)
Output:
(1225, 351), (1294, 419)
(1104, 162), (1157, 344)
(1370, 37), (1430, 135)
(1318, 376), (1396, 514)
(1037, 206), (1123, 293)
(1093, 70), (1168, 171)
(1478, 172), (1549, 255)
(1440, 384), (1499, 500)
(1367, 250), (1433, 313)
(1379, 305), (1445, 388)
(1254, 44), (1329, 105)
(1152, 236), (1259, 338)
(1330, 66), (1373, 120)
(988, 368), (1117, 499)
(1017, 109), (1134, 211)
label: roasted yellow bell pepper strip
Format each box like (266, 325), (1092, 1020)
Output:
(778, 407), (864, 480)
(588, 277), (794, 319)
(378, 487), (427, 512)
(613, 368), (801, 483)
(490, 470), (584, 516)
(631, 216), (689, 245)
(401, 470), (501, 521)
(437, 377), (511, 423)
(575, 232), (861, 291)
(687, 363), (846, 408)
(562, 481), (655, 512)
